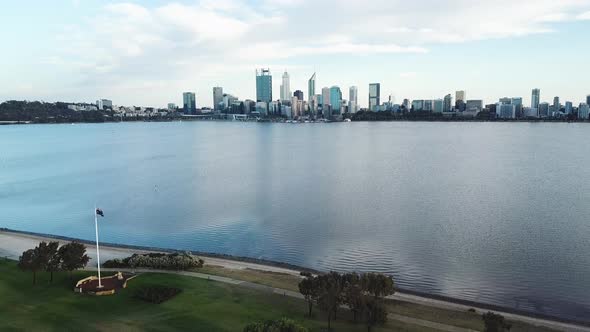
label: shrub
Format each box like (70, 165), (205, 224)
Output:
(134, 285), (182, 304)
(103, 252), (204, 270)
(243, 318), (308, 332)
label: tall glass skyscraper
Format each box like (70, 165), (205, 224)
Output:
(256, 68), (272, 103)
(329, 86), (342, 113)
(280, 71), (290, 102)
(369, 83), (380, 111)
(183, 92), (196, 115)
(308, 73), (316, 103)
(531, 88), (540, 109)
(349, 86), (358, 113)
(213, 87), (223, 111)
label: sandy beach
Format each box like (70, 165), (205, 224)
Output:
(1, 228), (588, 332)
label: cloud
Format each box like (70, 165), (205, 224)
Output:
(44, 0), (590, 106)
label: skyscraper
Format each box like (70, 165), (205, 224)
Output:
(456, 90), (466, 102)
(349, 86), (358, 113)
(586, 95), (590, 106)
(280, 71), (291, 102)
(565, 101), (573, 114)
(329, 86), (342, 113)
(443, 94), (453, 112)
(553, 96), (560, 112)
(213, 87), (223, 111)
(531, 88), (540, 109)
(308, 73), (316, 103)
(256, 68), (272, 103)
(579, 103), (590, 120)
(183, 92), (196, 115)
(369, 83), (380, 111)
(293, 90), (303, 101)
(511, 97), (523, 117)
(322, 87), (331, 107)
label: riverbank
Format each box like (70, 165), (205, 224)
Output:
(1, 228), (588, 331)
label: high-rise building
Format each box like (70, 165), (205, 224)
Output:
(579, 103), (590, 120)
(499, 97), (511, 105)
(183, 92), (196, 115)
(539, 102), (550, 117)
(167, 103), (176, 110)
(587, 95), (590, 106)
(213, 87), (223, 111)
(96, 99), (113, 110)
(433, 99), (444, 113)
(349, 86), (358, 113)
(565, 101), (573, 114)
(531, 88), (540, 109)
(466, 100), (483, 112)
(280, 71), (291, 102)
(553, 96), (560, 112)
(293, 90), (304, 101)
(256, 68), (272, 103)
(329, 86), (342, 113)
(308, 73), (316, 103)
(443, 94), (453, 112)
(511, 97), (523, 117)
(497, 103), (516, 119)
(369, 83), (380, 111)
(412, 100), (424, 111)
(456, 90), (466, 102)
(322, 87), (331, 107)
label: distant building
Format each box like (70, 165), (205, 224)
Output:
(433, 99), (443, 113)
(293, 90), (304, 101)
(308, 73), (316, 103)
(499, 97), (511, 105)
(565, 101), (573, 114)
(256, 68), (272, 103)
(423, 100), (433, 112)
(167, 103), (176, 110)
(579, 103), (590, 120)
(96, 99), (113, 110)
(531, 88), (540, 109)
(329, 86), (342, 114)
(349, 86), (358, 113)
(213, 87), (223, 111)
(443, 94), (453, 112)
(183, 92), (196, 115)
(524, 107), (538, 118)
(322, 87), (331, 107)
(412, 100), (424, 111)
(455, 90), (466, 102)
(369, 83), (380, 111)
(497, 103), (516, 119)
(280, 71), (291, 102)
(553, 96), (560, 112)
(587, 95), (590, 107)
(511, 97), (523, 117)
(465, 100), (483, 113)
(539, 102), (550, 117)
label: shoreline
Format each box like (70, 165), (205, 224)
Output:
(1, 227), (588, 331)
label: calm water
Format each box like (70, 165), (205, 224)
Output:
(1, 121), (589, 322)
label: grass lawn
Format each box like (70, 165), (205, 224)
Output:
(0, 259), (436, 331)
(199, 265), (303, 292)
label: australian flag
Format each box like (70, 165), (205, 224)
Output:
(96, 208), (104, 217)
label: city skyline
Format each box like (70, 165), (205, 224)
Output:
(1, 1), (590, 107)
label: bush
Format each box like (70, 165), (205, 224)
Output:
(103, 252), (204, 270)
(134, 285), (182, 304)
(243, 318), (308, 332)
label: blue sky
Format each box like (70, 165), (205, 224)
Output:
(1, 0), (590, 108)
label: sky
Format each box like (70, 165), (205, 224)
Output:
(1, 0), (590, 108)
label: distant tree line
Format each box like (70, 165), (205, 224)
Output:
(298, 271), (394, 331)
(103, 252), (204, 271)
(0, 100), (180, 124)
(18, 241), (90, 284)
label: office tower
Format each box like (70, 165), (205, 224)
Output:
(322, 87), (331, 106)
(553, 96), (560, 112)
(167, 103), (176, 110)
(579, 103), (590, 120)
(256, 68), (272, 103)
(511, 97), (523, 117)
(402, 99), (410, 110)
(456, 90), (466, 102)
(280, 71), (291, 102)
(499, 97), (511, 105)
(497, 103), (516, 119)
(213, 87), (223, 111)
(369, 83), (381, 111)
(531, 88), (540, 109)
(587, 95), (590, 106)
(183, 92), (196, 115)
(294, 90), (304, 101)
(433, 99), (444, 113)
(423, 100), (433, 112)
(349, 86), (358, 113)
(308, 73), (316, 103)
(565, 101), (573, 114)
(443, 94), (453, 112)
(329, 86), (342, 113)
(466, 100), (483, 112)
(96, 99), (112, 110)
(539, 102), (550, 117)
(412, 100), (424, 111)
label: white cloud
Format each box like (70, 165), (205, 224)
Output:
(576, 10), (590, 19)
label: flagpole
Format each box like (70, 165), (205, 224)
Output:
(94, 204), (102, 288)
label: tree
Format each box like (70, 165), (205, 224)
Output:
(362, 273), (395, 299)
(482, 312), (511, 332)
(18, 248), (43, 284)
(38, 241), (60, 282)
(364, 298), (388, 332)
(342, 273), (365, 322)
(243, 318), (308, 332)
(58, 242), (90, 278)
(317, 272), (344, 330)
(298, 276), (319, 318)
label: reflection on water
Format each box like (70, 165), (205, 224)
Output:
(1, 121), (589, 322)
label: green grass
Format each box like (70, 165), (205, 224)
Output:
(0, 259), (434, 331)
(198, 265), (303, 292)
